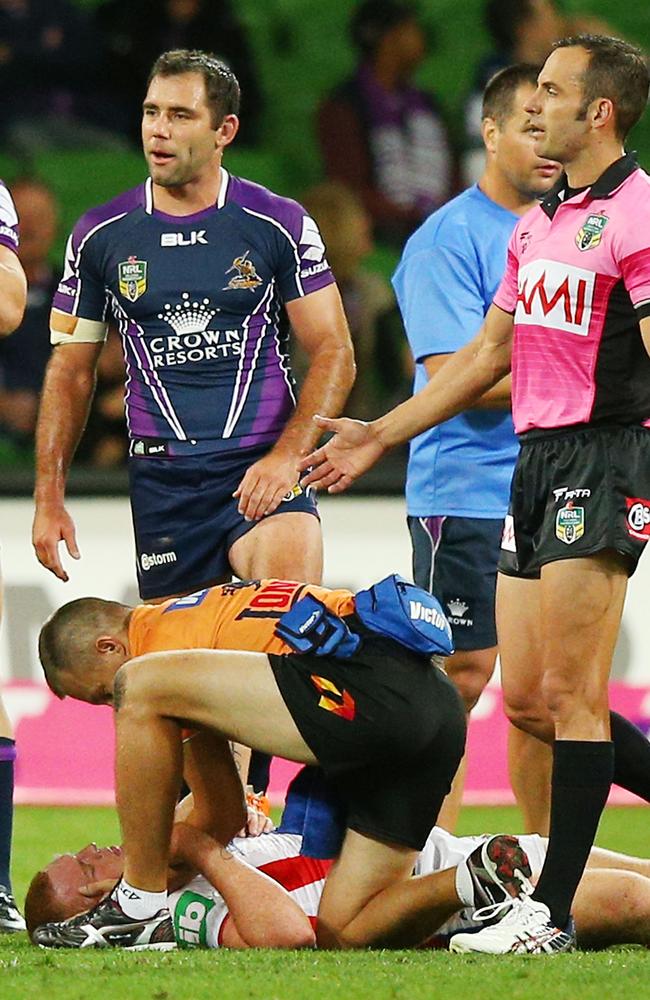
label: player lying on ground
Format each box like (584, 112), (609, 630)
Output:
(25, 767), (650, 952)
(33, 576), (470, 949)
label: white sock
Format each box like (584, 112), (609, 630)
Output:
(454, 861), (476, 908)
(111, 878), (167, 920)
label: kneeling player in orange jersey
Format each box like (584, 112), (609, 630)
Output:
(33, 576), (470, 949)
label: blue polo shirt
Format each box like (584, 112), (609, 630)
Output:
(392, 184), (520, 518)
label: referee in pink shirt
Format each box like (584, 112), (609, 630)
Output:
(302, 35), (650, 954)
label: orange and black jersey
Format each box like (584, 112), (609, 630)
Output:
(128, 579), (356, 658)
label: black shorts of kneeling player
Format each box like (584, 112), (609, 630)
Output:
(269, 618), (466, 851)
(498, 424), (650, 579)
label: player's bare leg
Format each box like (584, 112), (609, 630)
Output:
(572, 868), (650, 948)
(317, 831), (443, 949)
(498, 573), (554, 833)
(229, 511), (323, 583)
(453, 552), (627, 953)
(114, 650), (316, 890)
(437, 646), (497, 831)
(508, 727), (552, 834)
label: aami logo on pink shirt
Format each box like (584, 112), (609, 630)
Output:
(515, 258), (596, 336)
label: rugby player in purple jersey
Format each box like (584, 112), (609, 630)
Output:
(32, 50), (355, 603)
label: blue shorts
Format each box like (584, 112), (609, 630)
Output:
(128, 445), (319, 600)
(407, 515), (504, 651)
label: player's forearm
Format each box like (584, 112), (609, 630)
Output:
(176, 825), (315, 948)
(0, 248), (27, 335)
(34, 352), (97, 505)
(473, 374), (512, 409)
(275, 342), (356, 456)
(373, 336), (510, 450)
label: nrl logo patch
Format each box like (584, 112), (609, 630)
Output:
(575, 213), (608, 252)
(118, 256), (148, 302)
(556, 502), (585, 545)
(223, 250), (262, 291)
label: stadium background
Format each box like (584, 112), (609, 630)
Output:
(1, 0), (650, 807)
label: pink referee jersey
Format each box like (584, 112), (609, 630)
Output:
(494, 155), (650, 434)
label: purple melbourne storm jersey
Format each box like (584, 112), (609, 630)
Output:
(0, 181), (19, 255)
(50, 169), (335, 455)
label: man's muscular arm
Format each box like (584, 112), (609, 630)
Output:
(172, 823), (316, 949)
(0, 244), (26, 335)
(423, 354), (512, 409)
(234, 283), (355, 521)
(32, 342), (103, 581)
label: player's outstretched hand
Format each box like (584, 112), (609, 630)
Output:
(233, 447), (303, 521)
(299, 415), (386, 493)
(32, 503), (81, 582)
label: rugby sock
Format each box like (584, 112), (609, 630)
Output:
(112, 879), (167, 920)
(454, 860), (476, 908)
(531, 739), (614, 929)
(610, 711), (650, 802)
(0, 738), (16, 891)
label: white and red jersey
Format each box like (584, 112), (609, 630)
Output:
(494, 155), (650, 434)
(168, 827), (547, 949)
(169, 832), (332, 948)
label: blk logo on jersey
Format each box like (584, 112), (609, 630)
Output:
(118, 256), (148, 302)
(516, 259), (595, 336)
(625, 497), (650, 540)
(310, 675), (355, 721)
(160, 230), (208, 247)
(576, 213), (608, 252)
(555, 502), (585, 545)
(223, 251), (262, 291)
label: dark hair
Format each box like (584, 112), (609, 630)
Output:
(351, 0), (417, 56)
(148, 49), (240, 127)
(484, 0), (541, 54)
(552, 35), (649, 140)
(38, 597), (129, 699)
(482, 63), (540, 125)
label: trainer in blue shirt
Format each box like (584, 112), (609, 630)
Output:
(393, 65), (560, 826)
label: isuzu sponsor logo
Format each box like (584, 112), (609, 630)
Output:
(515, 258), (595, 336)
(626, 498), (650, 540)
(141, 550), (177, 571)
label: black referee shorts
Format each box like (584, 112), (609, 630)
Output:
(498, 424), (650, 578)
(269, 623), (466, 851)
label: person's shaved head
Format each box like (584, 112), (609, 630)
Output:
(39, 598), (131, 699)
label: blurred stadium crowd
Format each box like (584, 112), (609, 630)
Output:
(0, 0), (645, 473)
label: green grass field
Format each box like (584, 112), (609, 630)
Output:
(2, 805), (648, 999)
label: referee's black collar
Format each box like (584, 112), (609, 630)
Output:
(540, 153), (639, 219)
